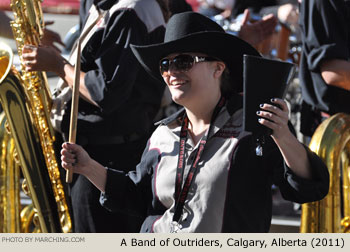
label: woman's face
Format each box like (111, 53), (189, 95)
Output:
(160, 52), (225, 107)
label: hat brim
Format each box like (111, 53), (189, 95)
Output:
(131, 31), (261, 92)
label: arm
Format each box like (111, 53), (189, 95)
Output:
(61, 142), (107, 191)
(320, 59), (350, 90)
(258, 98), (329, 202)
(301, 0), (350, 90)
(264, 135), (330, 203)
(61, 139), (157, 214)
(258, 98), (311, 178)
(21, 10), (143, 107)
(81, 9), (150, 113)
(21, 45), (97, 106)
(21, 9), (151, 110)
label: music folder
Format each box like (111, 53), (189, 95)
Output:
(243, 55), (296, 139)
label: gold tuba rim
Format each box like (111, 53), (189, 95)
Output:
(300, 113), (350, 233)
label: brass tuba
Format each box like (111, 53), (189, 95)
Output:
(0, 0), (72, 233)
(300, 113), (350, 233)
(0, 106), (21, 233)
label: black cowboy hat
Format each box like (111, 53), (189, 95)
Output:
(130, 11), (261, 92)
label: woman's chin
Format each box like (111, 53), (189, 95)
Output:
(171, 92), (186, 105)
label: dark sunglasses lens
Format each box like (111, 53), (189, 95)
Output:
(174, 55), (194, 71)
(160, 59), (170, 74)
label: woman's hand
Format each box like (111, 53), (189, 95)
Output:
(61, 142), (92, 176)
(257, 98), (290, 140)
(61, 142), (108, 191)
(257, 98), (312, 179)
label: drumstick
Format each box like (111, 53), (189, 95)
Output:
(66, 39), (81, 183)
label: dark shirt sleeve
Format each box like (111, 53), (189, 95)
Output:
(301, 0), (349, 72)
(270, 143), (329, 203)
(81, 9), (150, 114)
(99, 139), (159, 215)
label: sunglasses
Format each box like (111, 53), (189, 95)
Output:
(159, 54), (217, 77)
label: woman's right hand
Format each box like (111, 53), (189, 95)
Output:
(61, 142), (108, 192)
(61, 142), (92, 176)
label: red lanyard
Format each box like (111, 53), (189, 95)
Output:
(172, 96), (225, 223)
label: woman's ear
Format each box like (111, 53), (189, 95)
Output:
(213, 62), (226, 78)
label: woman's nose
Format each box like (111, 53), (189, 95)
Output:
(170, 62), (183, 73)
(162, 64), (179, 78)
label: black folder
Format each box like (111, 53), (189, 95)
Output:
(243, 55), (296, 137)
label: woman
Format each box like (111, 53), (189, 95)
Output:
(61, 12), (329, 232)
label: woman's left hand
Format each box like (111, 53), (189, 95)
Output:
(257, 98), (290, 140)
(258, 98), (313, 179)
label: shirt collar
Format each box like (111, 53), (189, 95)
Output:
(155, 107), (185, 126)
